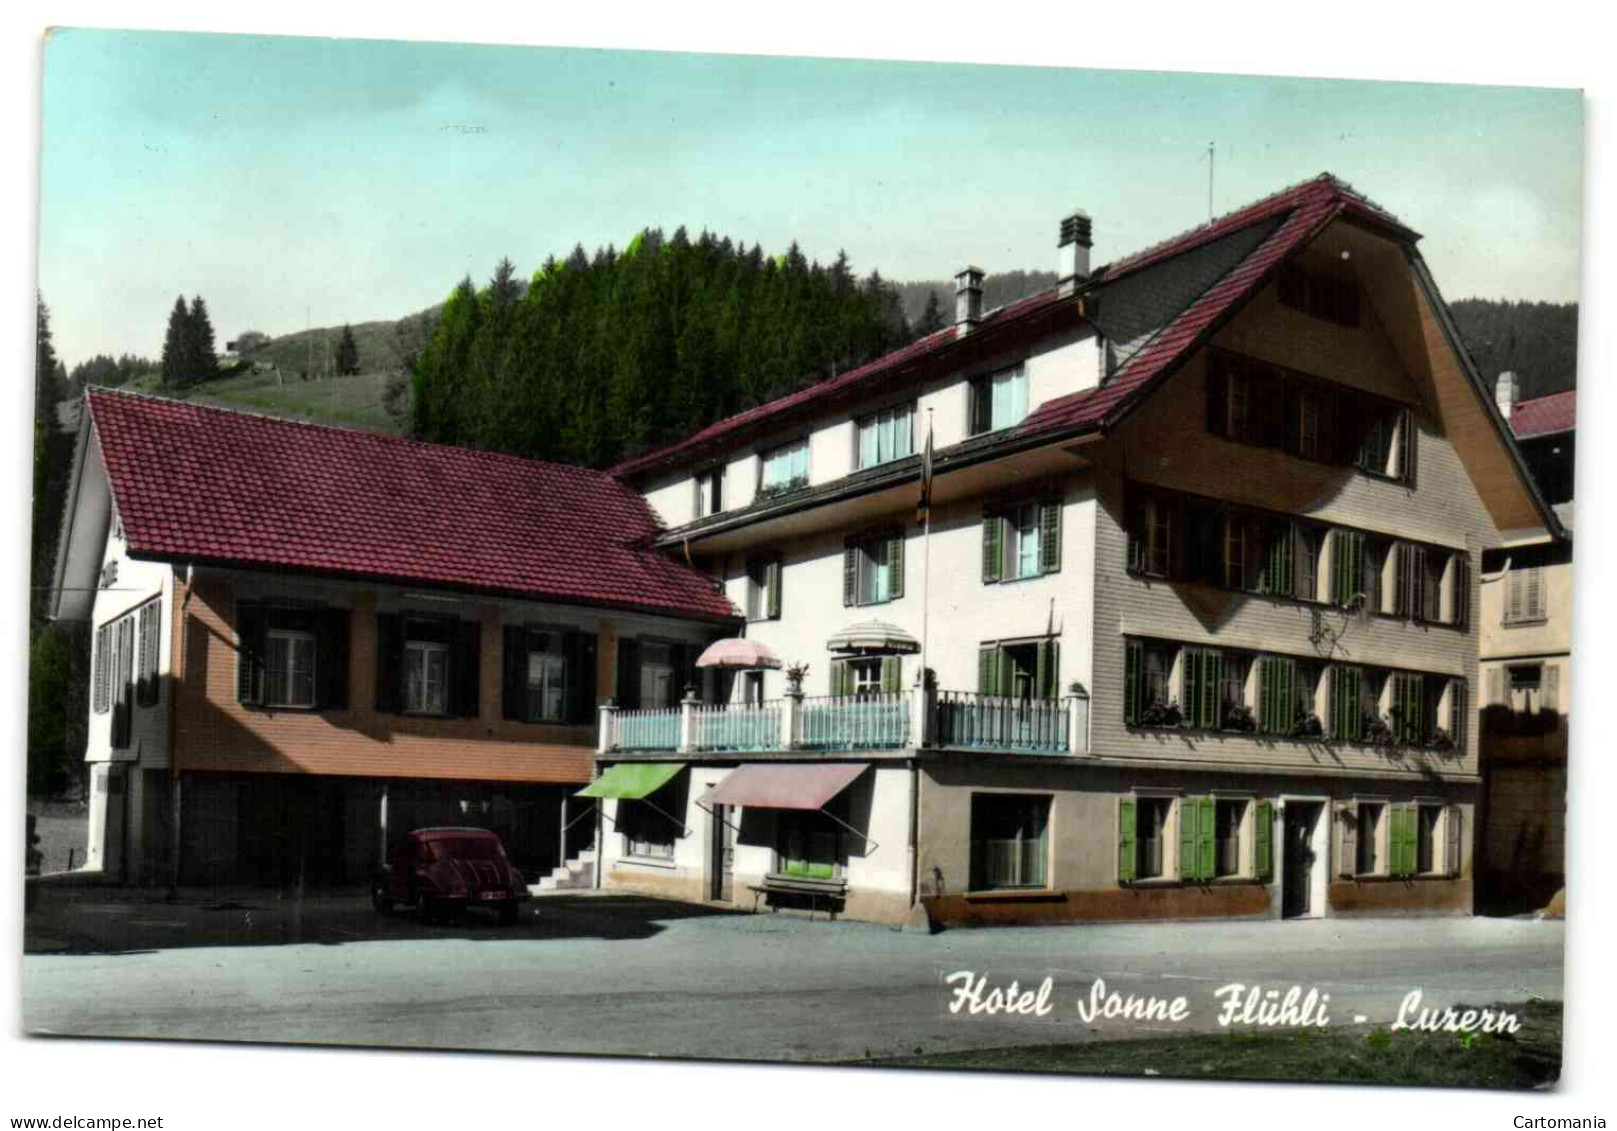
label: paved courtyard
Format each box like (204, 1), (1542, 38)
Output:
(23, 888), (1564, 1062)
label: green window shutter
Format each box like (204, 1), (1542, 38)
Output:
(1278, 661), (1294, 732)
(1039, 500), (1062, 574)
(1178, 797), (1200, 881)
(831, 659), (850, 697)
(1267, 522), (1294, 595)
(1201, 650), (1222, 729)
(1257, 658), (1274, 731)
(1124, 639), (1143, 725)
(1182, 649), (1201, 726)
(1330, 666), (1363, 742)
(978, 648), (1000, 696)
(982, 514), (1003, 583)
(888, 531), (905, 599)
(881, 655), (902, 693)
(1254, 800), (1274, 881)
(1035, 640), (1052, 700)
(1118, 797), (1137, 883)
(1197, 796), (1216, 881)
(1390, 804), (1415, 877)
(1045, 641), (1061, 699)
(766, 556), (782, 619)
(843, 541), (858, 606)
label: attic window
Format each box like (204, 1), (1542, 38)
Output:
(1277, 263), (1361, 328)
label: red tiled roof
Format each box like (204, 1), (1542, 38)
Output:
(612, 174), (1415, 477)
(1019, 175), (1370, 437)
(1510, 390), (1576, 439)
(87, 390), (740, 621)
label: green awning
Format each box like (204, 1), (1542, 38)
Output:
(576, 762), (685, 800)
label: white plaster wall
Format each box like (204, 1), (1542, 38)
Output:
(85, 510), (173, 768)
(719, 476), (1097, 700)
(599, 762), (914, 909)
(632, 323), (1105, 531)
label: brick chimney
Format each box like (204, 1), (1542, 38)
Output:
(1058, 210), (1093, 298)
(1495, 370), (1519, 421)
(954, 267), (985, 335)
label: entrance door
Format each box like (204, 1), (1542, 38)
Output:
(1282, 803), (1321, 918)
(708, 801), (734, 902)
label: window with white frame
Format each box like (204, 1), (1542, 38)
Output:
(970, 793), (1050, 890)
(745, 555), (782, 621)
(694, 467), (725, 518)
(403, 639), (449, 715)
(266, 630), (318, 709)
(758, 439), (809, 495)
(1215, 799), (1246, 878)
(856, 403), (915, 469)
(524, 636), (568, 723)
(969, 366), (1029, 435)
(1356, 801), (1385, 875)
(843, 530), (904, 607)
(1136, 797), (1170, 880)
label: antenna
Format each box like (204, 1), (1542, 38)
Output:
(1206, 141), (1215, 222)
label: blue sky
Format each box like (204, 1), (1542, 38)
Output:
(38, 28), (1583, 367)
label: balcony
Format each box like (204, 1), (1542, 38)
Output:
(598, 687), (1089, 757)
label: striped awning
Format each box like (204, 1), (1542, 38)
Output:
(576, 762), (684, 799)
(706, 763), (866, 811)
(826, 620), (920, 654)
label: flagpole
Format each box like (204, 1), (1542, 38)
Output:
(920, 409), (934, 688)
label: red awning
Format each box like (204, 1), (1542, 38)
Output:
(706, 763), (866, 811)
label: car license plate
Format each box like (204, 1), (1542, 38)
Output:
(480, 891), (503, 900)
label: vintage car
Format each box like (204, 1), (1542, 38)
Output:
(372, 827), (530, 925)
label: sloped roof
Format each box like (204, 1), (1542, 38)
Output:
(85, 389), (739, 622)
(609, 289), (1066, 479)
(612, 174), (1416, 478)
(1021, 175), (1388, 437)
(1510, 390), (1576, 439)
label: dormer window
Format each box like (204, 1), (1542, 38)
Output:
(695, 466), (725, 519)
(969, 366), (1028, 436)
(856, 402), (916, 469)
(758, 439), (809, 497)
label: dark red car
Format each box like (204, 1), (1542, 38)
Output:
(373, 827), (530, 925)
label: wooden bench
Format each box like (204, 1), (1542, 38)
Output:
(749, 875), (847, 918)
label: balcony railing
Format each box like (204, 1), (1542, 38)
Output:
(799, 693), (909, 751)
(598, 686), (1090, 757)
(692, 701), (783, 752)
(935, 692), (1070, 754)
(613, 708), (682, 752)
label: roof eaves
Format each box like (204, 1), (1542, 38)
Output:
(1405, 249), (1568, 543)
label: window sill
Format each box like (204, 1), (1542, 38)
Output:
(1502, 618), (1550, 629)
(988, 570), (1059, 587)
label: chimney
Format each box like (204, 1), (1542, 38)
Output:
(1495, 370), (1519, 421)
(954, 266), (985, 335)
(1058, 210), (1093, 298)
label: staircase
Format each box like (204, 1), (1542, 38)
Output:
(532, 848), (596, 893)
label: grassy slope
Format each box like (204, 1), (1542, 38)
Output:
(122, 368), (401, 434)
(854, 1000), (1562, 1090)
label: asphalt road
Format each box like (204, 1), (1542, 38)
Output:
(23, 890), (1563, 1062)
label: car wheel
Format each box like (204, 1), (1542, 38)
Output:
(372, 883), (393, 916)
(499, 900), (519, 926)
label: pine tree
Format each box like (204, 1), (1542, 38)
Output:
(184, 296), (219, 385)
(160, 295), (188, 385)
(335, 324), (360, 376)
(917, 289), (946, 336)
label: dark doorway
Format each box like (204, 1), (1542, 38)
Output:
(1282, 802), (1321, 919)
(708, 801), (734, 902)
